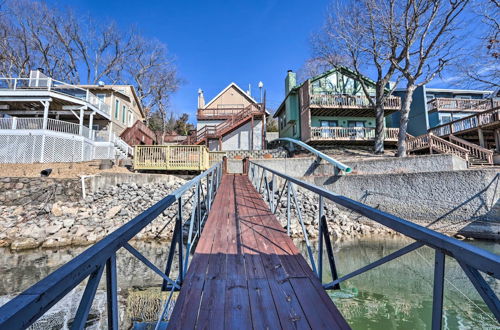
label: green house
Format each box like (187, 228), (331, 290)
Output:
(274, 66), (401, 145)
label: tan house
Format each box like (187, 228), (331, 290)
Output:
(193, 82), (267, 151)
(77, 84), (146, 136)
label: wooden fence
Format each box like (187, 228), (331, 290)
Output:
(134, 145), (226, 171)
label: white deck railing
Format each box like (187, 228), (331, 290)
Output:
(310, 126), (399, 141)
(0, 116), (133, 157)
(0, 77), (110, 116)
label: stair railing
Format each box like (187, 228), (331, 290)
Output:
(407, 133), (470, 163)
(449, 135), (494, 165)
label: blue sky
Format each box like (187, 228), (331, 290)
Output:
(50, 0), (331, 120)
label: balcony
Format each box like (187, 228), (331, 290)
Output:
(0, 77), (111, 117)
(427, 98), (500, 112)
(197, 104), (263, 120)
(309, 94), (401, 110)
(308, 126), (399, 143)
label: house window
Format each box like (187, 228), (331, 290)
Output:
(292, 124), (297, 136)
(441, 115), (452, 124)
(114, 99), (120, 119)
(122, 105), (127, 123)
(128, 110), (134, 126)
(348, 121), (365, 127)
(320, 120), (338, 127)
(96, 93), (106, 102)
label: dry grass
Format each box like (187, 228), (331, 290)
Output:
(0, 161), (132, 178)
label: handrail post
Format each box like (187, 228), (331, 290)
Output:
(178, 197), (184, 284)
(318, 195), (324, 282)
(431, 250), (445, 330)
(106, 254), (118, 330)
(287, 181), (291, 236)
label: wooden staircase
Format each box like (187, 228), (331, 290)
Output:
(189, 104), (263, 145)
(407, 133), (494, 165)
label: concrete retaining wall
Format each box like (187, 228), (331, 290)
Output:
(88, 173), (177, 193)
(346, 154), (467, 174)
(245, 154), (467, 176)
(311, 169), (499, 239)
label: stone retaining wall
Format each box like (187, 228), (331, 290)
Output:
(0, 177), (81, 206)
(224, 147), (288, 159)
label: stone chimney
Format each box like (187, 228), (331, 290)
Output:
(198, 88), (205, 108)
(285, 70), (296, 94)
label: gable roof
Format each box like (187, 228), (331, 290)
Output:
(309, 65), (379, 88)
(203, 82), (259, 109)
(273, 65), (389, 118)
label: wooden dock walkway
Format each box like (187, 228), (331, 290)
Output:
(168, 174), (349, 329)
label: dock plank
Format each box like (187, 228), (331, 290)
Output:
(167, 175), (349, 329)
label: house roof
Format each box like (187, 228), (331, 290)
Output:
(274, 65), (381, 118)
(309, 65), (379, 88)
(425, 88), (492, 94)
(203, 82), (259, 109)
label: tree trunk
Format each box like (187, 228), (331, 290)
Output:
(374, 85), (386, 154)
(374, 103), (385, 154)
(396, 85), (416, 157)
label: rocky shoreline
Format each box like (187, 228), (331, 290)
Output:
(0, 178), (398, 251)
(0, 179), (190, 250)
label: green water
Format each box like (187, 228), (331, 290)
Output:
(308, 236), (500, 330)
(1, 237), (498, 329)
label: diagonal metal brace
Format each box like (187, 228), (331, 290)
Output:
(459, 260), (500, 322)
(124, 243), (180, 290)
(324, 241), (424, 290)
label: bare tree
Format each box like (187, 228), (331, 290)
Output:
(0, 0), (180, 131)
(458, 0), (499, 91)
(126, 37), (180, 121)
(392, 0), (471, 156)
(313, 0), (407, 154)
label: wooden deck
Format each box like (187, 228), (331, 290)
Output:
(168, 175), (349, 329)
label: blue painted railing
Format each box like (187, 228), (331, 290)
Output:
(249, 161), (500, 329)
(0, 163), (223, 330)
(277, 137), (352, 173)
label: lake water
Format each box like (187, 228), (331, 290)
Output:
(0, 237), (498, 329)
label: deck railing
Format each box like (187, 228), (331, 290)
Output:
(309, 94), (401, 110)
(430, 106), (500, 136)
(191, 104), (263, 144)
(0, 163), (223, 330)
(0, 77), (110, 116)
(249, 161), (500, 329)
(0, 116), (133, 156)
(134, 145), (222, 171)
(427, 98), (499, 112)
(310, 126), (399, 141)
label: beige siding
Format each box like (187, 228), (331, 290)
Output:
(204, 85), (253, 110)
